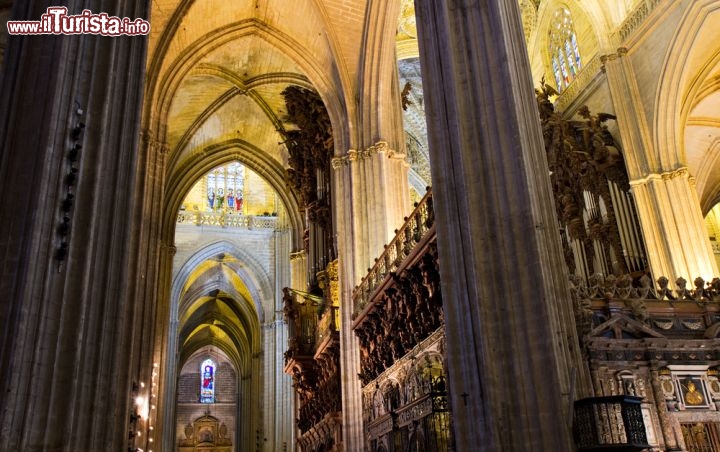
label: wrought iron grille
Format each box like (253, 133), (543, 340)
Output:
(573, 395), (650, 451)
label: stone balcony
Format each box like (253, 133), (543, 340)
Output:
(177, 210), (279, 230)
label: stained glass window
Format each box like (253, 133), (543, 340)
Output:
(200, 358), (215, 403)
(206, 162), (245, 212)
(549, 7), (582, 91)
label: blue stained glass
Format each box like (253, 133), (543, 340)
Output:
(571, 33), (582, 68)
(200, 359), (215, 403)
(552, 57), (563, 91)
(565, 41), (576, 73)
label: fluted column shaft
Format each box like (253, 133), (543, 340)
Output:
(414, 0), (587, 450)
(0, 1), (149, 450)
(630, 170), (719, 280)
(271, 229), (293, 451)
(333, 144), (408, 451)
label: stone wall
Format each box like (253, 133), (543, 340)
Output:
(176, 350), (238, 447)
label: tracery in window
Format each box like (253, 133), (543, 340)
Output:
(548, 7), (582, 91)
(206, 162), (245, 213)
(200, 358), (216, 403)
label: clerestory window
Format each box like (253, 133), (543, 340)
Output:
(549, 7), (582, 91)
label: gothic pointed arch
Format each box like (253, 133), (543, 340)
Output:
(172, 239), (273, 325)
(654, 0), (720, 172)
(163, 141), (304, 250)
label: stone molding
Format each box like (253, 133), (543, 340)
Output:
(290, 250), (306, 261)
(331, 141), (405, 169)
(141, 128), (169, 155)
(160, 240), (177, 256)
(600, 47), (629, 66)
(629, 167), (691, 187)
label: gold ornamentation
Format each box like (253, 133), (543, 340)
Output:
(662, 380), (674, 394)
(332, 142), (400, 170)
(396, 0), (416, 40)
(331, 156), (348, 169)
(327, 259), (339, 307)
(684, 380), (704, 405)
(710, 380), (720, 394)
(653, 319), (674, 330)
(290, 251), (305, 261)
(681, 320), (703, 330)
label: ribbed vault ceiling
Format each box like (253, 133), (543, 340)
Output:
(146, 0), (368, 181)
(685, 63), (720, 213)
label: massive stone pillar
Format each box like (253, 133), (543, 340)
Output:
(334, 1), (411, 445)
(414, 0), (587, 450)
(333, 145), (408, 451)
(270, 228), (294, 451)
(0, 1), (150, 450)
(603, 49), (718, 280)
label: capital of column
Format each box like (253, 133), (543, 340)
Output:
(600, 47), (628, 68)
(140, 128), (169, 155)
(140, 128), (155, 147)
(331, 141), (405, 170)
(160, 241), (177, 256)
(662, 167), (688, 181)
(629, 167), (690, 187)
(290, 250), (306, 261)
(331, 155), (349, 169)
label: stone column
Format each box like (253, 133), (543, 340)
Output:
(0, 1), (149, 450)
(603, 48), (718, 281)
(630, 169), (719, 281)
(271, 228), (293, 451)
(414, 0), (587, 450)
(332, 144), (408, 451)
(263, 322), (277, 452)
(649, 366), (679, 450)
(290, 251), (307, 290)
(601, 48), (655, 179)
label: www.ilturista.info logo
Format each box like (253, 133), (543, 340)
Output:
(7, 7), (150, 36)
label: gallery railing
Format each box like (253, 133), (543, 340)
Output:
(353, 188), (434, 315)
(176, 210), (278, 229)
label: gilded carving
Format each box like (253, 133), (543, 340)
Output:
(178, 414), (232, 450)
(397, 0), (417, 40)
(290, 250), (306, 261)
(326, 259), (339, 307)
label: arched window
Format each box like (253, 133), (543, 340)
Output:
(200, 358), (216, 403)
(206, 161), (245, 212)
(548, 7), (582, 91)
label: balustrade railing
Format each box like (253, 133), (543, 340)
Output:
(176, 210), (278, 230)
(353, 188), (434, 314)
(570, 274), (720, 304)
(614, 0), (663, 43)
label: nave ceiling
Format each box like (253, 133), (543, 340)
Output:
(145, 0), (370, 184)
